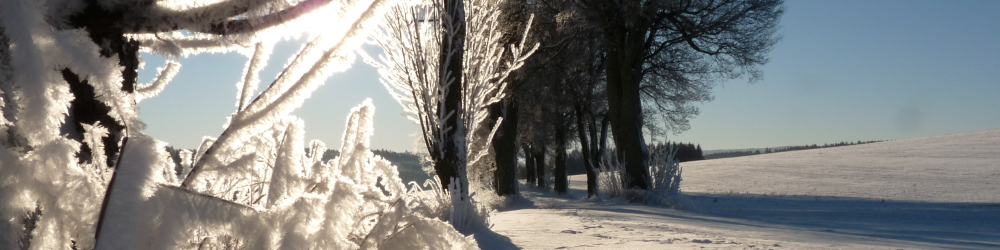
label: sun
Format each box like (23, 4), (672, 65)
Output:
(284, 0), (379, 42)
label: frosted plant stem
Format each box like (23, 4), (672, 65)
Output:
(135, 60), (180, 102)
(182, 0), (385, 189)
(236, 43), (268, 111)
(94, 112), (131, 243)
(181, 34), (329, 190)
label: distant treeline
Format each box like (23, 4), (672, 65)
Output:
(704, 140), (885, 160)
(653, 141), (705, 163)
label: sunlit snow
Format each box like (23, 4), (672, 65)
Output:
(486, 129), (1000, 250)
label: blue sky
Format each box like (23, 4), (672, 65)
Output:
(138, 0), (1000, 151)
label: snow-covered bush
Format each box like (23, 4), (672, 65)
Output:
(0, 0), (487, 248)
(79, 100), (478, 249)
(647, 145), (682, 196)
(3, 95), (481, 249)
(597, 145), (683, 206)
(597, 157), (631, 199)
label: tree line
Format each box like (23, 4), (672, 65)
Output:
(487, 0), (783, 197)
(657, 142), (705, 163)
(367, 0), (783, 199)
(528, 140), (704, 183)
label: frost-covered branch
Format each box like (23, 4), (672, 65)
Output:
(367, 0), (536, 233)
(236, 43), (270, 111)
(182, 0), (388, 189)
(75, 0), (327, 36)
(135, 60), (181, 102)
(368, 0), (536, 184)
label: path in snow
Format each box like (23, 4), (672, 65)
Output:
(482, 128), (1000, 249)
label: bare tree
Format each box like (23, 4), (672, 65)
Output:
(489, 0), (529, 197)
(553, 4), (609, 196)
(565, 28), (608, 197)
(522, 143), (536, 186)
(577, 0), (784, 189)
(368, 0), (536, 232)
(439, 0), (467, 194)
(510, 0), (610, 195)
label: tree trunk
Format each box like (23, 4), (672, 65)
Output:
(533, 142), (545, 188)
(553, 124), (568, 194)
(522, 143), (535, 186)
(602, 7), (651, 190)
(434, 0), (466, 193)
(491, 99), (519, 196)
(575, 104), (596, 197)
(598, 114), (610, 163)
(491, 0), (526, 196)
(605, 69), (648, 189)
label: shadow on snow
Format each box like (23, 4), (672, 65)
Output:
(591, 193), (1000, 249)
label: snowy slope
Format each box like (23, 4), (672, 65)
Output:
(682, 128), (1000, 202)
(484, 128), (1000, 249)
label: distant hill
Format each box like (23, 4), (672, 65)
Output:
(321, 149), (434, 186)
(163, 148), (435, 187)
(703, 147), (784, 155)
(683, 128), (1000, 203)
(703, 140), (884, 160)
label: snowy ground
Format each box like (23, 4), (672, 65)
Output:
(480, 129), (1000, 249)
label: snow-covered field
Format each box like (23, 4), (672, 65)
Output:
(482, 129), (1000, 249)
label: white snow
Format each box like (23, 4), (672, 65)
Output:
(486, 128), (1000, 249)
(94, 134), (173, 250)
(682, 129), (1000, 203)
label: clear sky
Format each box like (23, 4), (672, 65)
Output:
(138, 0), (1000, 152)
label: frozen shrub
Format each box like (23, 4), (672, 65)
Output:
(597, 145), (683, 206)
(647, 144), (682, 196)
(43, 100), (481, 250)
(596, 157), (630, 200)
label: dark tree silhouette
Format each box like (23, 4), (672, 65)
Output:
(577, 0), (784, 189)
(491, 0), (530, 196)
(433, 0), (467, 192)
(523, 144), (536, 186)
